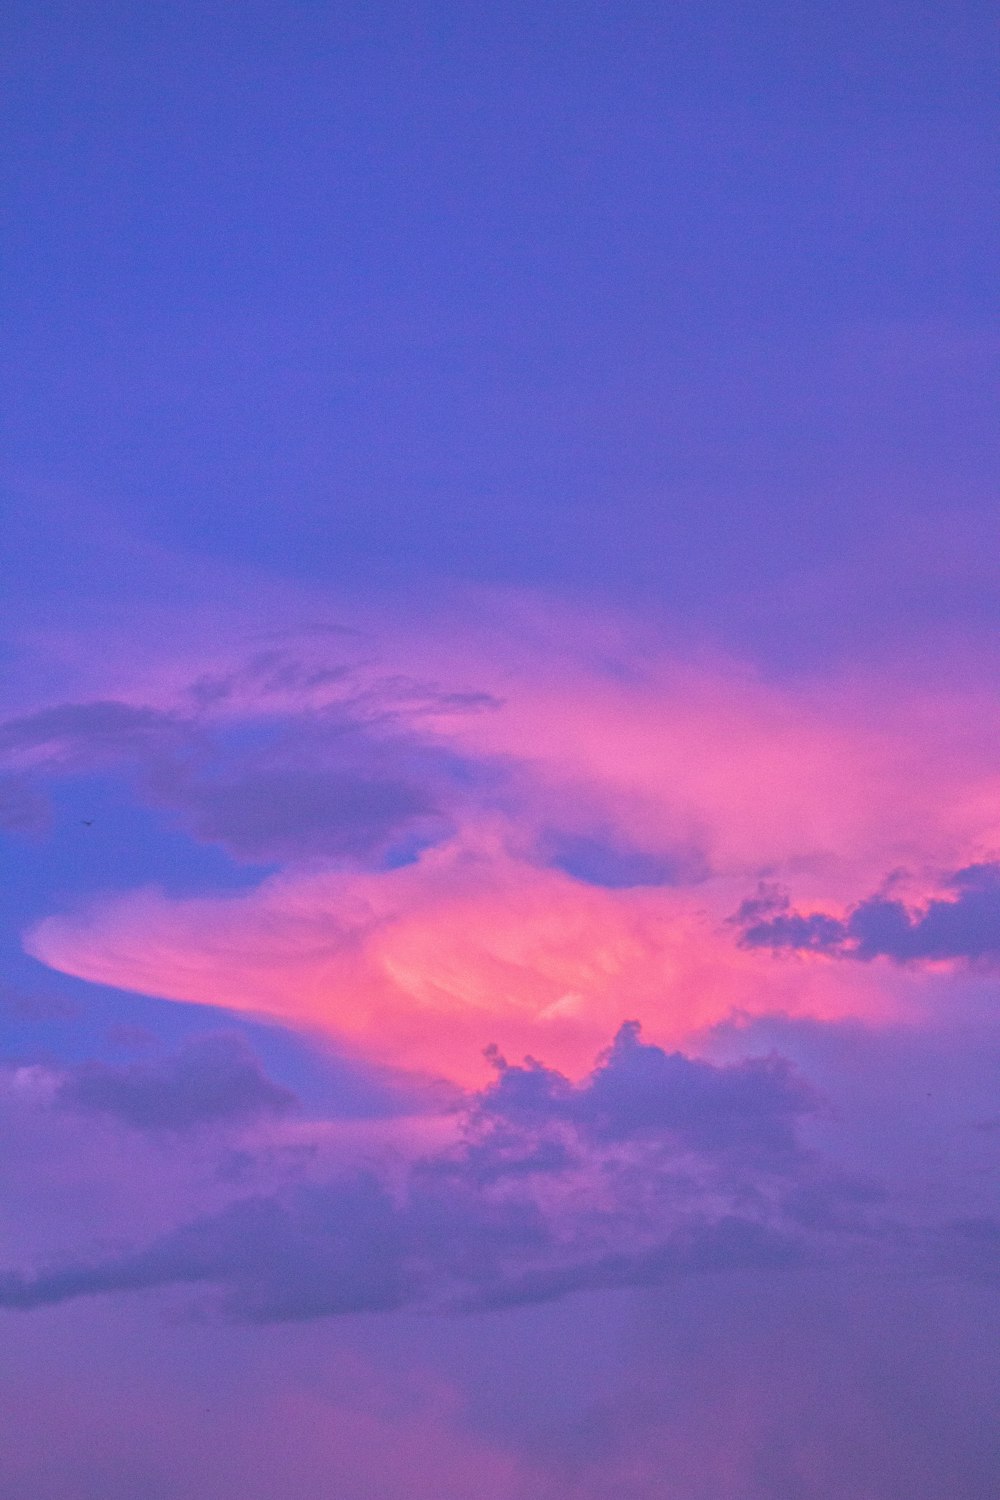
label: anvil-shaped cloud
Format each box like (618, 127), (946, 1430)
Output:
(12, 600), (1000, 1080)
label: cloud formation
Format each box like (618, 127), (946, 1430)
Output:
(4, 615), (1000, 1497)
(737, 863), (1000, 965)
(0, 647), (495, 869)
(480, 1020), (814, 1155)
(0, 1025), (857, 1322)
(56, 1034), (296, 1132)
(17, 613), (1000, 1078)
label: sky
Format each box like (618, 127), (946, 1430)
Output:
(1, 3), (999, 1495)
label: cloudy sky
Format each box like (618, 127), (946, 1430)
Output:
(2, 4), (999, 1496)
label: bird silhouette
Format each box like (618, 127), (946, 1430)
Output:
(81, 819), (94, 827)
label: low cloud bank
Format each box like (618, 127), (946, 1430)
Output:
(0, 1024), (887, 1322)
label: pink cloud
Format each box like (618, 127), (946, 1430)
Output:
(26, 830), (902, 1085)
(19, 593), (1000, 1081)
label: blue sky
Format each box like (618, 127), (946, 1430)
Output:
(4, 1), (997, 653)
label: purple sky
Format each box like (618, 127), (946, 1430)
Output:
(2, 4), (1000, 1496)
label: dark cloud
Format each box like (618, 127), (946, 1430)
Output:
(541, 830), (706, 889)
(481, 1020), (816, 1155)
(5, 1017), (993, 1334)
(0, 688), (459, 866)
(144, 715), (463, 863)
(0, 636), (509, 874)
(735, 863), (1000, 964)
(157, 765), (441, 863)
(0, 1169), (811, 1325)
(0, 701), (180, 760)
(0, 1027), (865, 1322)
(57, 1034), (296, 1131)
(0, 1177), (408, 1320)
(462, 1217), (810, 1312)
